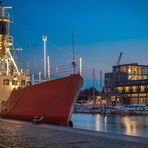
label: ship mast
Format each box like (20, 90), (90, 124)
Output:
(43, 35), (47, 79)
(0, 5), (20, 76)
(72, 33), (76, 74)
(93, 69), (95, 104)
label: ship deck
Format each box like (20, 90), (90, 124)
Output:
(0, 118), (148, 148)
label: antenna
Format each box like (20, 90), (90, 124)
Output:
(72, 33), (76, 74)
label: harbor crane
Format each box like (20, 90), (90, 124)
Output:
(117, 52), (123, 65)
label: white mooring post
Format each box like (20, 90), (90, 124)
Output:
(56, 66), (59, 76)
(80, 57), (82, 76)
(43, 35), (47, 80)
(32, 74), (34, 85)
(39, 72), (41, 83)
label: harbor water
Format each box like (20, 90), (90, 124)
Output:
(72, 113), (148, 138)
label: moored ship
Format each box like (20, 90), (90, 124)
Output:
(0, 5), (83, 126)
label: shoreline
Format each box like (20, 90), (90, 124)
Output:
(0, 118), (148, 147)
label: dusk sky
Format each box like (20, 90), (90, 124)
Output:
(3, 0), (148, 88)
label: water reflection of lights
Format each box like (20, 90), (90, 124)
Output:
(122, 117), (138, 136)
(72, 114), (148, 137)
(104, 116), (107, 131)
(96, 114), (100, 131)
(96, 114), (107, 132)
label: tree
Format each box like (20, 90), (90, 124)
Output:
(77, 87), (99, 102)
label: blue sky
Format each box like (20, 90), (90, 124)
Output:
(3, 0), (148, 88)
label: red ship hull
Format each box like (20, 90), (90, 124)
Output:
(1, 74), (83, 126)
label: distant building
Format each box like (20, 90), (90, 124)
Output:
(104, 63), (148, 104)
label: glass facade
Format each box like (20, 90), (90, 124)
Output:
(119, 65), (148, 80)
(105, 64), (148, 104)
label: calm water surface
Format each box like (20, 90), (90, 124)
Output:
(72, 113), (148, 137)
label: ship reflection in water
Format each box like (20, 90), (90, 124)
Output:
(72, 113), (148, 137)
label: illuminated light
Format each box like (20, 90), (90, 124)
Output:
(14, 77), (18, 81)
(128, 68), (131, 73)
(117, 87), (122, 93)
(11, 85), (15, 90)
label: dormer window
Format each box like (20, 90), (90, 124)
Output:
(3, 79), (9, 85)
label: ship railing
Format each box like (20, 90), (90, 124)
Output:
(50, 63), (80, 79)
(0, 35), (13, 48)
(20, 69), (29, 77)
(32, 62), (81, 84)
(0, 12), (10, 20)
(8, 35), (13, 45)
(51, 65), (79, 79)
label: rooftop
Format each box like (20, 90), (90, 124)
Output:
(113, 63), (148, 68)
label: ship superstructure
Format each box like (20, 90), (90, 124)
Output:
(0, 6), (29, 104)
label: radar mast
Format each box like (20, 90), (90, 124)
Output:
(0, 5), (20, 75)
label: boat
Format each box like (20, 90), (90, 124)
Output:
(0, 4), (83, 126)
(118, 104), (148, 115)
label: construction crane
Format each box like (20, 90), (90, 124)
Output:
(117, 52), (123, 65)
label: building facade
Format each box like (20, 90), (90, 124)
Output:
(104, 63), (148, 104)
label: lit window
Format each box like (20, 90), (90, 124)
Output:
(21, 80), (26, 85)
(128, 68), (131, 73)
(141, 86), (145, 92)
(12, 80), (17, 85)
(117, 87), (122, 93)
(125, 86), (129, 92)
(3, 79), (9, 85)
(133, 86), (137, 92)
(139, 93), (146, 97)
(131, 94), (138, 97)
(120, 66), (126, 72)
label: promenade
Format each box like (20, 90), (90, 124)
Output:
(0, 118), (148, 148)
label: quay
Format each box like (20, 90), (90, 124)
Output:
(0, 118), (148, 148)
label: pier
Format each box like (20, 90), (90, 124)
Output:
(0, 118), (148, 148)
